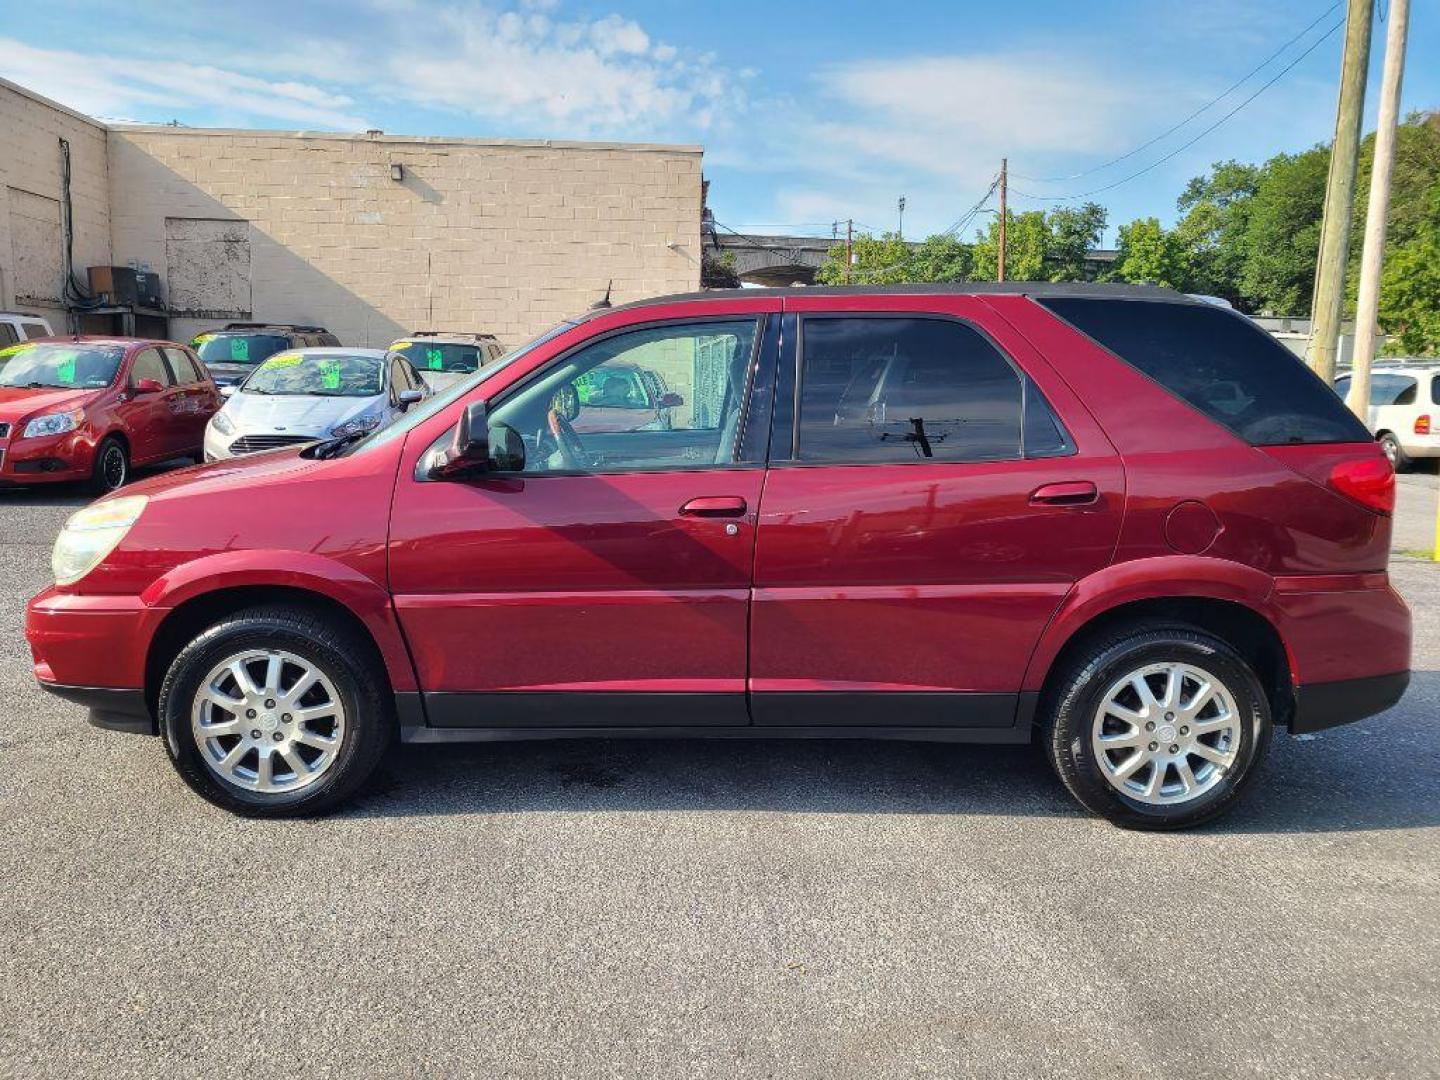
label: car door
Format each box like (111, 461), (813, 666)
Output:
(162, 346), (218, 452)
(122, 347), (180, 463)
(748, 296), (1125, 729)
(387, 302), (780, 728)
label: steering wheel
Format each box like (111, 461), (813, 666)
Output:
(546, 408), (589, 470)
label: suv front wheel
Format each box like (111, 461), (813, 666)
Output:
(158, 606), (394, 816)
(1043, 624), (1273, 829)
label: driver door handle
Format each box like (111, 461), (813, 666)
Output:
(679, 496), (748, 518)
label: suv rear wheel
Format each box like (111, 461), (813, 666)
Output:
(158, 606), (393, 816)
(1043, 624), (1272, 829)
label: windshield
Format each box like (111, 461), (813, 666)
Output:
(392, 340), (483, 374)
(195, 333), (289, 367)
(0, 342), (124, 389)
(241, 353), (383, 397)
(342, 320), (577, 456)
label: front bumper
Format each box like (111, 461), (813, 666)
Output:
(38, 682), (153, 734)
(0, 429), (95, 484)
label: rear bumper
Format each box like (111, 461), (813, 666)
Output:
(1292, 671), (1410, 734)
(37, 681), (153, 734)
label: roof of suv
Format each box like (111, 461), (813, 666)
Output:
(580, 282), (1200, 322)
(215, 323), (331, 334)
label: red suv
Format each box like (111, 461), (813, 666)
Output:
(25, 286), (1410, 827)
(0, 337), (219, 493)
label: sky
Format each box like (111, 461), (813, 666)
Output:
(3, 0), (1437, 246)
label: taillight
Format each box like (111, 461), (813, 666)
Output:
(1328, 457), (1395, 515)
(1416, 415), (1432, 435)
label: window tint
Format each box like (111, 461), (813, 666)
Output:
(1041, 298), (1370, 446)
(1433, 375), (1440, 407)
(1023, 376), (1074, 457)
(486, 319), (759, 473)
(1370, 374), (1418, 406)
(22, 322), (49, 340)
(0, 324), (16, 347)
(131, 348), (175, 387)
(163, 347), (202, 383)
(796, 316), (1022, 463)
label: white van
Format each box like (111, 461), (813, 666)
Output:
(1335, 363), (1440, 470)
(0, 312), (55, 348)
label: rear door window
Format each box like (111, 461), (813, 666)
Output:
(1039, 298), (1370, 446)
(795, 316), (1025, 463)
(163, 347), (203, 384)
(1370, 374), (1418, 405)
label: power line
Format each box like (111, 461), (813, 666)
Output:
(1012, 1), (1341, 185)
(1011, 16), (1344, 203)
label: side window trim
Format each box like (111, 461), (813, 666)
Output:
(786, 311), (1043, 467)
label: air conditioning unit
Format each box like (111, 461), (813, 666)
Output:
(87, 266), (164, 309)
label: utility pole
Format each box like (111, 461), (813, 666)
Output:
(997, 158), (1008, 283)
(898, 196), (906, 239)
(1307, 0), (1374, 381)
(1348, 0), (1409, 421)
(845, 219), (854, 285)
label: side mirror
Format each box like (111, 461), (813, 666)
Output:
(398, 389), (424, 407)
(219, 385), (237, 398)
(656, 392), (684, 409)
(132, 378), (164, 395)
(428, 400), (490, 480)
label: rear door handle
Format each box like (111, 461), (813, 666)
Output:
(679, 496), (748, 518)
(1029, 481), (1098, 506)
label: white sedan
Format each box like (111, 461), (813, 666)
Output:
(204, 348), (429, 460)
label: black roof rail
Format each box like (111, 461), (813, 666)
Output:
(410, 330), (500, 340)
(220, 322), (329, 333)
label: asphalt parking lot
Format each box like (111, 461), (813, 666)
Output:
(2, 474), (1438, 1079)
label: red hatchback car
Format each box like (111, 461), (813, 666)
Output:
(0, 337), (219, 492)
(25, 286), (1411, 827)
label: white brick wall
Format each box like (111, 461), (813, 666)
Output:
(109, 128), (703, 348)
(0, 80), (111, 329)
(0, 77), (702, 347)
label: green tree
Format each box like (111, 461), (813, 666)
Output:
(1173, 160), (1259, 303)
(1238, 146), (1329, 313)
(816, 231), (913, 285)
(1111, 217), (1191, 289)
(906, 233), (974, 281)
(1046, 203), (1108, 281)
(1377, 186), (1440, 355)
(972, 210), (1049, 281)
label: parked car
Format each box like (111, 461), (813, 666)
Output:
(1334, 363), (1440, 471)
(388, 331), (505, 392)
(26, 285), (1409, 828)
(204, 348), (428, 460)
(0, 312), (55, 347)
(566, 362), (681, 434)
(191, 323), (341, 387)
(0, 336), (219, 493)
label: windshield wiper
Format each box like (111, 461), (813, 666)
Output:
(301, 432), (368, 459)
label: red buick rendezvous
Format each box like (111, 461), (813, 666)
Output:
(26, 286), (1411, 828)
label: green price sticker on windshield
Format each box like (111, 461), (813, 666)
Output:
(319, 360), (342, 389)
(56, 354), (77, 384)
(229, 337), (250, 361)
(425, 348), (443, 371)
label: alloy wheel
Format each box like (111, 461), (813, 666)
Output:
(1090, 661), (1241, 806)
(190, 648), (346, 794)
(101, 444), (127, 490)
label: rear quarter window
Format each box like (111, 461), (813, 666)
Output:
(1039, 298), (1371, 446)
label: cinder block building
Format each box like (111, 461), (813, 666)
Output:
(0, 77), (704, 347)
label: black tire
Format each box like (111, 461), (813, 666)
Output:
(158, 605), (394, 816)
(88, 436), (129, 494)
(1378, 432), (1412, 472)
(1042, 623), (1272, 830)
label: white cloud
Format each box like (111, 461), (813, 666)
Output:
(0, 38), (373, 129)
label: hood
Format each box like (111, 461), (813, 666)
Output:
(221, 392), (383, 437)
(0, 385), (103, 423)
(121, 442), (321, 501)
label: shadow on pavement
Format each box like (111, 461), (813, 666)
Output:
(344, 672), (1440, 834)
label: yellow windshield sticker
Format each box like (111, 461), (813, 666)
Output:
(319, 359), (342, 389)
(0, 342), (35, 360)
(192, 333), (215, 345)
(260, 352), (303, 369)
(391, 340), (411, 350)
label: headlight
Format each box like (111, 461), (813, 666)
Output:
(52, 496), (148, 586)
(210, 410), (236, 436)
(24, 409), (84, 439)
(330, 414), (382, 438)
